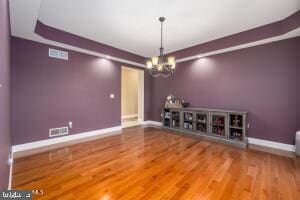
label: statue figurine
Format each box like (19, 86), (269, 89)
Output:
(233, 116), (240, 127)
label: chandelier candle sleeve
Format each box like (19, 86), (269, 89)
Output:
(168, 57), (175, 65)
(158, 64), (163, 71)
(147, 17), (176, 77)
(152, 57), (159, 66)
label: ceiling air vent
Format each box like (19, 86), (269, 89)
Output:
(49, 48), (69, 60)
(49, 127), (69, 137)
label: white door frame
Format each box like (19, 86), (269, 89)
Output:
(121, 67), (144, 128)
(137, 70), (144, 124)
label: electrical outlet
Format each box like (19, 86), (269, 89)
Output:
(110, 94), (115, 99)
(247, 123), (250, 129)
(69, 121), (73, 129)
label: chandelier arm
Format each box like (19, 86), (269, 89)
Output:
(149, 69), (161, 77)
(161, 71), (173, 78)
(162, 65), (173, 71)
(164, 65), (170, 69)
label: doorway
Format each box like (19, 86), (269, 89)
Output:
(121, 67), (144, 128)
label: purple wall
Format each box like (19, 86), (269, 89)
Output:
(144, 72), (151, 121)
(11, 37), (149, 145)
(150, 37), (300, 145)
(0, 0), (11, 189)
(297, 41), (300, 133)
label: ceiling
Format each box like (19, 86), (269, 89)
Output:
(9, 0), (300, 57)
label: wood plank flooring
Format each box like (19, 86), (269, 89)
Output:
(12, 126), (300, 200)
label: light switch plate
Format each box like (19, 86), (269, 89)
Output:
(69, 121), (73, 129)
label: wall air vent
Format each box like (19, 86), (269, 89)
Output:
(49, 48), (69, 60)
(49, 127), (69, 137)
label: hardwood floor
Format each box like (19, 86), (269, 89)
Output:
(13, 126), (300, 200)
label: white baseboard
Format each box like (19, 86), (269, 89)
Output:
(248, 137), (295, 152)
(121, 114), (138, 119)
(142, 120), (162, 126)
(8, 151), (13, 190)
(143, 120), (296, 152)
(12, 126), (122, 153)
(11, 121), (296, 155)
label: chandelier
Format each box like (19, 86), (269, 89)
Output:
(146, 17), (176, 77)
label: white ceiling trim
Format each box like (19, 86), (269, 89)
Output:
(12, 27), (299, 70)
(176, 28), (300, 63)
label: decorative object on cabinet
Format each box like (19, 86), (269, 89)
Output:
(164, 94), (189, 108)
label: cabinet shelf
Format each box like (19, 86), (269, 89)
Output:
(211, 124), (225, 127)
(229, 126), (243, 130)
(212, 133), (226, 138)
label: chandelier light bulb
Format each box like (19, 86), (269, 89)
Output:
(171, 63), (176, 69)
(146, 61), (153, 69)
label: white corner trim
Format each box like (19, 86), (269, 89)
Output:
(12, 126), (122, 153)
(248, 138), (295, 152)
(8, 152), (13, 190)
(121, 114), (138, 119)
(142, 120), (162, 126)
